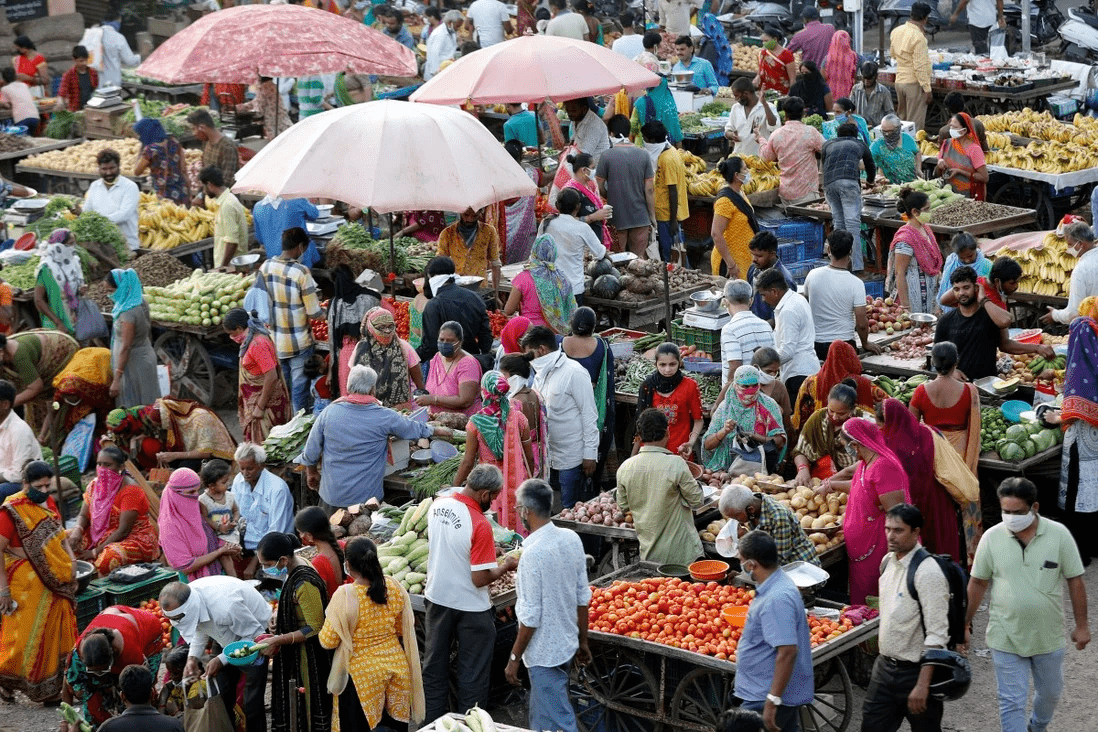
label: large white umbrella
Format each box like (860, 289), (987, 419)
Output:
(231, 100), (538, 212)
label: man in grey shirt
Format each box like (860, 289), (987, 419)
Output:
(596, 114), (655, 257)
(821, 122), (875, 272)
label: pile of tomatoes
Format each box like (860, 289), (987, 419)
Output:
(489, 310), (509, 339)
(310, 300), (330, 341)
(387, 299), (411, 340)
(138, 598), (175, 650)
(588, 577), (856, 662)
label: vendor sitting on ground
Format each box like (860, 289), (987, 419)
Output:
(436, 207), (503, 305)
(792, 382), (865, 486)
(106, 398), (237, 472)
(719, 483), (821, 566)
(616, 408), (704, 567)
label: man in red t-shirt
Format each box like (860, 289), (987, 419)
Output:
(422, 464), (518, 723)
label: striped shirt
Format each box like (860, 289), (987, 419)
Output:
(720, 310), (776, 384)
(755, 494), (820, 566)
(258, 256), (324, 359)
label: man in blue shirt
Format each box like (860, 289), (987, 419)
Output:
(503, 103), (540, 148)
(383, 8), (417, 50)
(746, 230), (797, 324)
(252, 195), (319, 262)
(672, 35), (718, 95)
(735, 530), (814, 731)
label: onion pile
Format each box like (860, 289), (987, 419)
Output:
(558, 492), (634, 528)
(886, 329), (935, 361)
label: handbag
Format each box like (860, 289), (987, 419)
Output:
(727, 433), (766, 477)
(75, 297), (109, 341)
(183, 678), (234, 732)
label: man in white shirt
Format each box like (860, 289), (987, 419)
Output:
(723, 77), (778, 158)
(0, 379), (41, 499)
(465, 0), (514, 47)
(611, 10), (645, 57)
(425, 11), (464, 80)
(160, 577), (271, 731)
(719, 279), (776, 388)
(564, 98), (611, 166)
(949, 0), (1003, 55)
(83, 148), (140, 254)
(757, 267), (819, 397)
(1043, 221), (1098, 326)
(802, 230), (882, 359)
(545, 0), (590, 41)
(99, 10), (141, 88)
(522, 326), (599, 508)
(543, 188), (607, 304)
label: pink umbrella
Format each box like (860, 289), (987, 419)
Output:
(408, 35), (659, 106)
(135, 4), (416, 84)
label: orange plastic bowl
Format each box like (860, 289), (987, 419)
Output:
(14, 232), (36, 251)
(689, 559), (730, 582)
(722, 605), (748, 627)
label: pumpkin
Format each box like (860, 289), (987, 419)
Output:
(587, 257), (616, 278)
(591, 274), (623, 299)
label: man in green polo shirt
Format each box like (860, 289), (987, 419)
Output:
(966, 477), (1090, 732)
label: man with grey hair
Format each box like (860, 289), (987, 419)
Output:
(506, 479), (592, 732)
(300, 365), (448, 513)
(720, 484), (820, 566)
(719, 278), (775, 389)
(1043, 220), (1098, 326)
(159, 576), (271, 730)
(425, 10), (465, 79)
(424, 464), (518, 722)
(231, 441), (294, 577)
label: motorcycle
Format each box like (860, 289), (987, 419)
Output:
(743, 1), (798, 35)
(1059, 7), (1098, 64)
(1001, 0), (1065, 53)
(817, 0), (879, 32)
(877, 0), (941, 36)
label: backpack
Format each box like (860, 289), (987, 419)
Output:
(907, 547), (969, 650)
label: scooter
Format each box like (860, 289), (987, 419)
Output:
(817, 0), (878, 32)
(743, 1), (798, 35)
(1002, 0), (1064, 52)
(1058, 7), (1098, 64)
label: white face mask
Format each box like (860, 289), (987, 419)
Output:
(1066, 245), (1081, 258)
(1001, 510), (1035, 533)
(949, 127), (965, 139)
(740, 170), (752, 186)
(506, 375), (526, 397)
(531, 351), (556, 371)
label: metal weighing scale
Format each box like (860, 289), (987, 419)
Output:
(86, 87), (123, 109)
(682, 306), (731, 330)
(306, 216), (346, 237)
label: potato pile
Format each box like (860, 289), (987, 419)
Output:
(698, 468), (732, 490)
(769, 484), (847, 530)
(557, 492), (634, 528)
(23, 139), (143, 175)
(699, 517), (729, 543)
(732, 44), (763, 71)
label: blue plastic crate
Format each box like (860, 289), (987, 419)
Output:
(803, 235), (826, 260)
(787, 258), (829, 282)
(777, 240), (805, 265)
(863, 277), (886, 300)
(761, 218), (825, 257)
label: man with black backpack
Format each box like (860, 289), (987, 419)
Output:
(861, 504), (953, 732)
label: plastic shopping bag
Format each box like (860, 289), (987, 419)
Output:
(715, 518), (740, 558)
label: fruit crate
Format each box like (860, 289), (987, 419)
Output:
(670, 319), (721, 359)
(863, 277), (886, 300)
(76, 587), (107, 632)
(92, 568), (179, 609)
(777, 238), (805, 265)
(760, 217), (825, 256)
(787, 258), (829, 284)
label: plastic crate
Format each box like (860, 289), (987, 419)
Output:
(787, 258), (829, 283)
(93, 568), (179, 608)
(760, 217), (825, 258)
(776, 239), (805, 265)
(76, 587), (107, 632)
(863, 277), (886, 300)
(670, 320), (721, 359)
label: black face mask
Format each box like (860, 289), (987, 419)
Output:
(25, 486), (49, 503)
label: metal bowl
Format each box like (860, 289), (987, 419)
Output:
(690, 290), (722, 313)
(909, 313), (937, 327)
(315, 204), (334, 218)
(672, 71), (695, 85)
(75, 560), (95, 593)
(230, 253), (261, 273)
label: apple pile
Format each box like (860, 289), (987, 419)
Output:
(865, 296), (913, 335)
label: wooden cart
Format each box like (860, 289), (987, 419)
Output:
(573, 562), (877, 732)
(149, 319), (235, 407)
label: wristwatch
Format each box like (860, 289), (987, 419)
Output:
(509, 652), (521, 662)
(766, 693), (783, 706)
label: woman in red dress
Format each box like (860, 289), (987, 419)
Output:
(295, 505), (347, 598)
(754, 27), (796, 95)
(634, 343), (704, 459)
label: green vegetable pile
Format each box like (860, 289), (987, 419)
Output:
(408, 456), (462, 499)
(698, 101), (729, 116)
(980, 407), (1009, 452)
(679, 112), (714, 134)
(44, 110), (83, 139)
(803, 114), (824, 131)
(262, 411), (316, 464)
(990, 418), (1061, 462)
(70, 211), (130, 264)
(329, 224), (431, 275)
(145, 270), (250, 326)
(874, 374), (928, 405)
(1, 256), (41, 289)
(122, 99), (212, 138)
(616, 355), (722, 408)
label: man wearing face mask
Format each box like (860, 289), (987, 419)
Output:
(734, 530), (814, 732)
(642, 120), (688, 263)
(720, 484), (819, 567)
(98, 8), (141, 89)
(1043, 221), (1098, 326)
(596, 114), (655, 257)
(850, 62), (894, 129)
(435, 207), (502, 305)
(966, 478), (1089, 732)
(505, 479), (591, 732)
(723, 78), (778, 158)
(158, 578), (272, 731)
(423, 464), (518, 723)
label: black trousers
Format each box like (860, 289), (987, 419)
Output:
(860, 655), (944, 732)
(814, 340), (859, 361)
(785, 375), (809, 406)
(422, 601), (496, 724)
(216, 657), (268, 732)
(969, 24), (991, 55)
(339, 678), (409, 731)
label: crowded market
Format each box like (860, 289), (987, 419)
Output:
(0, 1), (1095, 732)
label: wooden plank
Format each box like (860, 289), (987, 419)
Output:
(552, 516), (638, 540)
(14, 163), (143, 182)
(0, 137), (83, 163)
(978, 444), (1062, 472)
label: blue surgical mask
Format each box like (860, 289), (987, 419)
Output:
(437, 341), (457, 357)
(835, 113), (848, 122)
(262, 564), (288, 582)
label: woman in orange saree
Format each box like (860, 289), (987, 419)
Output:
(0, 461), (78, 703)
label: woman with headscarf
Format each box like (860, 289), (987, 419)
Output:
(831, 418), (910, 604)
(224, 308), (291, 443)
(888, 188), (943, 315)
(824, 30), (857, 100)
(789, 60), (833, 118)
(702, 365), (786, 475)
(629, 58), (682, 146)
(0, 461), (76, 705)
(561, 307), (616, 489)
(132, 118), (191, 205)
(105, 398), (236, 471)
(34, 228), (83, 336)
(870, 113), (921, 185)
(876, 398), (978, 564)
(562, 153), (614, 250)
(158, 467), (240, 580)
(453, 371), (535, 534)
(351, 307), (423, 409)
(104, 268), (158, 408)
(0, 329), (79, 438)
(635, 342), (704, 459)
(486, 139), (540, 266)
(494, 316), (532, 378)
(935, 112), (988, 200)
(503, 236), (577, 333)
(755, 26), (796, 95)
(792, 340), (885, 430)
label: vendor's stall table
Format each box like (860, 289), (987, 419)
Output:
(978, 444), (1062, 473)
(0, 137), (82, 164)
(860, 353), (932, 379)
(882, 79), (1078, 131)
(786, 199), (1038, 237)
(703, 540), (848, 570)
(14, 164), (143, 195)
(986, 165), (1098, 231)
(122, 82), (205, 104)
(576, 562), (877, 732)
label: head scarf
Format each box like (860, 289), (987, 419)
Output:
(880, 396), (936, 506)
(892, 217), (944, 277)
(89, 463), (126, 546)
(527, 235), (575, 333)
(638, 352), (685, 412)
(353, 307), (410, 407)
(133, 118), (167, 147)
(333, 72), (356, 107)
(108, 268), (144, 319)
(636, 78), (682, 144)
(825, 30), (857, 98)
(734, 365), (761, 386)
(816, 341), (875, 406)
(1062, 310), (1098, 430)
(469, 370), (511, 460)
(158, 468), (219, 579)
(500, 316), (531, 354)
(36, 229), (84, 298)
(106, 407), (136, 431)
(841, 417), (899, 461)
(703, 367), (785, 469)
(49, 228), (72, 245)
(1078, 295), (1098, 320)
(236, 309), (272, 360)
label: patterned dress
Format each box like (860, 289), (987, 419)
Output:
(80, 483), (159, 576)
(140, 137), (190, 204)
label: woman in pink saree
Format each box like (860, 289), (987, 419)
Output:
(158, 468), (238, 580)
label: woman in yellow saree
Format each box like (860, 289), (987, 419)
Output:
(0, 461), (78, 703)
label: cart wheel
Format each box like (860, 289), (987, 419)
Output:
(991, 181), (1056, 231)
(669, 667), (735, 731)
(594, 541), (639, 578)
(154, 332), (216, 406)
(924, 100), (949, 135)
(799, 658), (853, 732)
(571, 645), (663, 732)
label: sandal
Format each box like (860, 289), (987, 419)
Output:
(0, 689), (15, 703)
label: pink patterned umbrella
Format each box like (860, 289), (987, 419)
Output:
(408, 35), (660, 106)
(135, 4), (416, 84)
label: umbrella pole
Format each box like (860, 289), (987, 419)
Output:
(389, 212), (396, 289)
(663, 261), (672, 336)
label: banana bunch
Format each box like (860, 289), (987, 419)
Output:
(979, 109), (1098, 173)
(138, 192), (252, 250)
(677, 150), (780, 197)
(1001, 232), (1076, 297)
(678, 148), (709, 175)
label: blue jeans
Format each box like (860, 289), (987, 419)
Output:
(529, 663), (577, 732)
(824, 178), (864, 271)
(550, 465), (586, 509)
(0, 483), (22, 500)
(991, 647), (1065, 732)
(281, 346), (314, 415)
(656, 220), (681, 262)
(741, 699), (801, 732)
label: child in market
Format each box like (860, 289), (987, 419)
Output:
(198, 459), (241, 577)
(632, 342), (704, 460)
(157, 645), (192, 717)
(305, 353), (331, 414)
